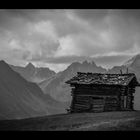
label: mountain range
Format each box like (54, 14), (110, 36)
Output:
(1, 54), (140, 119)
(10, 63), (55, 83)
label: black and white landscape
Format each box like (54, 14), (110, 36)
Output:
(1, 9), (140, 130)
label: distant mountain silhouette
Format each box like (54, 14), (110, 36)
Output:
(0, 60), (65, 120)
(39, 61), (106, 102)
(10, 63), (56, 83)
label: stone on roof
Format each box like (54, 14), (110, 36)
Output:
(66, 72), (139, 86)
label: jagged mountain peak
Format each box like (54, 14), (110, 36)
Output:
(63, 60), (106, 77)
(81, 60), (96, 66)
(66, 62), (81, 69)
(41, 60), (106, 102)
(0, 60), (14, 73)
(68, 60), (97, 68)
(0, 60), (9, 67)
(25, 62), (35, 69)
(0, 60), (6, 64)
(82, 60), (89, 64)
(91, 61), (96, 66)
(10, 62), (56, 84)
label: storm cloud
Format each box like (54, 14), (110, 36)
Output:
(0, 9), (140, 72)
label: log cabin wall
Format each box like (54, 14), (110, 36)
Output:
(69, 85), (134, 113)
(70, 85), (120, 113)
(125, 86), (135, 110)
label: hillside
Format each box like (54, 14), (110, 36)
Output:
(0, 111), (140, 131)
(0, 60), (65, 120)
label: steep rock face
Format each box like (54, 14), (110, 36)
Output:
(10, 63), (56, 83)
(40, 61), (107, 102)
(0, 60), (65, 120)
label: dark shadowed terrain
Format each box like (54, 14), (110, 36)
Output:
(0, 111), (140, 131)
(0, 60), (66, 119)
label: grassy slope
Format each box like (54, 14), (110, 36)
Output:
(0, 111), (140, 131)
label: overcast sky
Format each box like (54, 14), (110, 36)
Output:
(0, 9), (140, 72)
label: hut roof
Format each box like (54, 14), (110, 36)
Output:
(66, 72), (140, 86)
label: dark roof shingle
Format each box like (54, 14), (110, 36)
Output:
(66, 72), (139, 86)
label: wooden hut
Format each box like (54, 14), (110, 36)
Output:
(66, 72), (140, 113)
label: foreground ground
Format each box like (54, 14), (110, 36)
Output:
(0, 111), (140, 131)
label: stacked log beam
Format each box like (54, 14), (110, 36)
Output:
(104, 97), (119, 111)
(69, 84), (135, 113)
